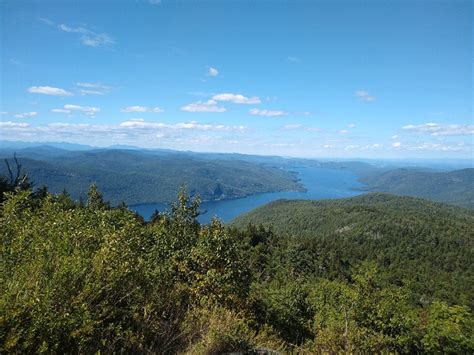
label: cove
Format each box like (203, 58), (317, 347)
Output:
(130, 165), (366, 223)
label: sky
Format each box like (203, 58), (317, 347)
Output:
(1, 0), (473, 159)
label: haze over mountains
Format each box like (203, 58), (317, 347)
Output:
(0, 145), (302, 205)
(0, 142), (472, 209)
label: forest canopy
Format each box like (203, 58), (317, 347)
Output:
(1, 180), (473, 353)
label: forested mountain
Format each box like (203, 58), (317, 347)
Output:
(2, 144), (473, 209)
(1, 179), (473, 353)
(358, 168), (474, 209)
(231, 193), (474, 308)
(313, 160), (474, 209)
(0, 148), (303, 205)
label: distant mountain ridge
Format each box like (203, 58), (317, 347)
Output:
(357, 168), (474, 209)
(0, 146), (303, 205)
(1, 142), (472, 208)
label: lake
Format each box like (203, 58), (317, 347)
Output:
(130, 165), (366, 223)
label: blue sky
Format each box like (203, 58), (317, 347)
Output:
(1, 0), (472, 158)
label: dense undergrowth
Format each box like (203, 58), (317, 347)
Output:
(1, 181), (473, 353)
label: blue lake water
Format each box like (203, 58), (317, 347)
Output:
(130, 166), (366, 223)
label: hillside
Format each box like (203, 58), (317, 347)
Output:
(0, 148), (303, 205)
(231, 193), (474, 307)
(2, 187), (473, 353)
(358, 168), (474, 209)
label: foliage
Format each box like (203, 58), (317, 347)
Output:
(0, 149), (303, 205)
(0, 154), (32, 202)
(232, 193), (474, 308)
(359, 167), (474, 209)
(0, 186), (250, 352)
(1, 184), (473, 353)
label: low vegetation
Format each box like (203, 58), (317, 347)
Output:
(1, 177), (473, 353)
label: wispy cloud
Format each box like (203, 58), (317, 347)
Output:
(403, 141), (470, 152)
(208, 67), (219, 76)
(402, 123), (474, 136)
(76, 82), (112, 95)
(50, 104), (100, 116)
(181, 100), (226, 113)
(1, 119), (247, 147)
(287, 56), (301, 63)
(14, 112), (37, 118)
(64, 104), (100, 116)
(40, 18), (114, 48)
(281, 124), (322, 132)
(354, 90), (376, 102)
(249, 108), (286, 117)
(28, 86), (73, 96)
(51, 108), (71, 114)
(121, 106), (164, 113)
(348, 123), (356, 128)
(212, 93), (261, 104)
(388, 141), (465, 152)
(282, 124), (303, 130)
(120, 118), (245, 132)
(0, 121), (30, 128)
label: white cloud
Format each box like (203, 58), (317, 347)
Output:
(249, 108), (286, 117)
(54, 104), (101, 116)
(282, 124), (303, 130)
(51, 108), (71, 113)
(402, 123), (474, 136)
(338, 129), (349, 134)
(391, 135), (399, 139)
(359, 144), (383, 150)
(40, 18), (114, 48)
(39, 17), (55, 26)
(120, 119), (246, 132)
(76, 82), (111, 95)
(0, 119), (246, 146)
(281, 124), (322, 132)
(348, 123), (356, 128)
(0, 121), (30, 128)
(354, 90), (376, 102)
(407, 142), (469, 152)
(208, 67), (219, 76)
(389, 140), (471, 153)
(305, 127), (322, 132)
(14, 112), (37, 118)
(58, 23), (114, 47)
(181, 100), (226, 113)
(212, 93), (261, 104)
(1, 111), (8, 115)
(28, 86), (73, 96)
(121, 106), (164, 113)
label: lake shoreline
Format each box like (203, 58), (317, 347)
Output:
(131, 166), (367, 223)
